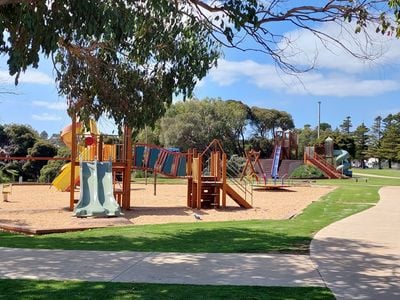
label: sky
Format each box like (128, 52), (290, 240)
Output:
(0, 20), (399, 136)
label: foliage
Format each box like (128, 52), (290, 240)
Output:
(2, 1), (398, 133)
(247, 136), (274, 158)
(290, 165), (326, 179)
(3, 124), (38, 156)
(0, 279), (334, 300)
(160, 98), (248, 154)
(227, 155), (246, 177)
(22, 141), (58, 181)
(379, 113), (400, 165)
(39, 146), (70, 182)
(1, 1), (219, 131)
(339, 116), (352, 134)
(353, 123), (369, 167)
(250, 107), (295, 138)
(39, 130), (48, 140)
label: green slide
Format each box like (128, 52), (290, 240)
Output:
(74, 161), (122, 217)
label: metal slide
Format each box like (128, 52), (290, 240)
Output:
(74, 161), (122, 217)
(271, 145), (281, 179)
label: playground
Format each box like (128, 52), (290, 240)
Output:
(0, 182), (333, 233)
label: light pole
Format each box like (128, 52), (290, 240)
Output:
(317, 101), (321, 139)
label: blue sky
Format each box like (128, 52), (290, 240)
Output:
(0, 21), (399, 136)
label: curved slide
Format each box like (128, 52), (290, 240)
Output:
(333, 149), (352, 177)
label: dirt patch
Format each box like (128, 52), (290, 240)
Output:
(0, 183), (334, 233)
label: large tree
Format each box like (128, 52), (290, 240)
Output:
(353, 123), (369, 168)
(159, 98), (248, 154)
(1, 1), (400, 131)
(251, 107), (295, 138)
(1, 1), (220, 130)
(379, 113), (400, 167)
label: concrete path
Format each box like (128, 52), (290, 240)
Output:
(0, 247), (324, 287)
(311, 186), (400, 299)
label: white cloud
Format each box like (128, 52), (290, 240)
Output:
(32, 113), (62, 121)
(0, 70), (53, 85)
(32, 100), (67, 111)
(208, 59), (400, 97)
(278, 21), (400, 74)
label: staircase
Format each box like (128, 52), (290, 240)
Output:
(305, 153), (343, 179)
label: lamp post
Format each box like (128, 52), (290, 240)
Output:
(317, 101), (321, 139)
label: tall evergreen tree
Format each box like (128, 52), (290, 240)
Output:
(340, 116), (352, 135)
(353, 123), (369, 168)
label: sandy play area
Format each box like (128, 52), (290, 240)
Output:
(0, 183), (335, 234)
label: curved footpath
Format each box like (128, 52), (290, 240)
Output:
(311, 186), (400, 299)
(0, 186), (399, 297)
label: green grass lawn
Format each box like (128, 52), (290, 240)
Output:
(351, 168), (400, 178)
(1, 177), (396, 299)
(0, 279), (334, 300)
(1, 178), (395, 254)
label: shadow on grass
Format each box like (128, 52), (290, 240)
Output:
(0, 223), (311, 254)
(0, 279), (334, 300)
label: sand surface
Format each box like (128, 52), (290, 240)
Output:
(0, 183), (334, 232)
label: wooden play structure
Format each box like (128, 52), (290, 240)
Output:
(187, 140), (252, 209)
(241, 129), (301, 187)
(304, 137), (351, 179)
(55, 110), (252, 211)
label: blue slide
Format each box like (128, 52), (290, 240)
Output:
(333, 149), (352, 177)
(271, 145), (282, 180)
(74, 161), (122, 217)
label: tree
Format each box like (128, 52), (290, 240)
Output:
(1, 1), (220, 131)
(296, 125), (318, 157)
(250, 107), (295, 139)
(39, 146), (70, 183)
(319, 122), (332, 132)
(39, 130), (48, 140)
(365, 116), (383, 168)
(379, 113), (400, 168)
(22, 140), (58, 180)
(159, 98), (248, 154)
(0, 124), (8, 147)
(4, 124), (38, 156)
(353, 123), (369, 168)
(340, 116), (352, 135)
(1, 1), (399, 131)
(223, 100), (250, 155)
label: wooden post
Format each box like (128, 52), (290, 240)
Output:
(69, 113), (77, 211)
(122, 125), (132, 210)
(98, 134), (103, 161)
(196, 154), (202, 209)
(153, 171), (157, 196)
(221, 153), (227, 208)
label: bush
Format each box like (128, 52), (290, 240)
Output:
(290, 165), (326, 179)
(39, 160), (65, 183)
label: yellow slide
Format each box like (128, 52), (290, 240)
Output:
(52, 121), (98, 191)
(52, 162), (80, 191)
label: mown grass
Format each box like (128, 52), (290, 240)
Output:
(0, 279), (334, 300)
(1, 179), (394, 254)
(351, 168), (400, 178)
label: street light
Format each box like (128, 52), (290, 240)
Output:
(317, 101), (321, 139)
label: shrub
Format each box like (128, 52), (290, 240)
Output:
(290, 165), (326, 179)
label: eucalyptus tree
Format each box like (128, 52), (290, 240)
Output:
(1, 0), (400, 131)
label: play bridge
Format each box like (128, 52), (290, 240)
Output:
(133, 144), (188, 177)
